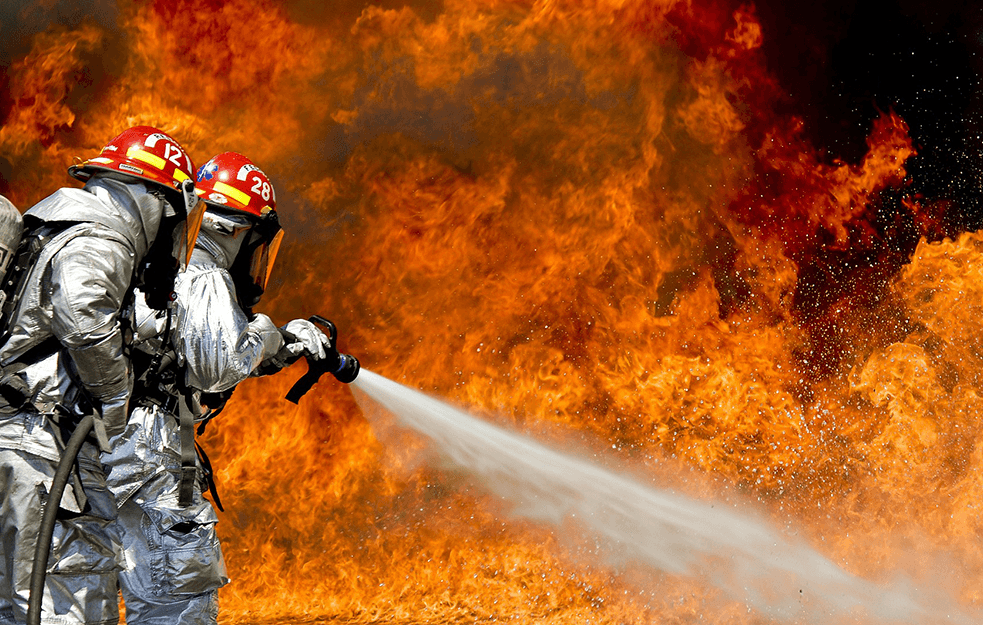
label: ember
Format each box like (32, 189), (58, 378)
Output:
(3, 0), (983, 623)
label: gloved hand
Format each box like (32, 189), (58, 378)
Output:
(278, 318), (332, 361)
(255, 318), (333, 377)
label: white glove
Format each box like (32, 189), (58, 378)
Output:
(278, 318), (332, 362)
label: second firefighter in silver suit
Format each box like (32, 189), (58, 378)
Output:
(102, 152), (331, 625)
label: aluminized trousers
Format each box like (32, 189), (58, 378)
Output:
(104, 405), (227, 625)
(0, 414), (122, 625)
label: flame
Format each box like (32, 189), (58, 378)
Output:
(2, 0), (980, 623)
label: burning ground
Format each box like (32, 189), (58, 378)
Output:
(3, 0), (983, 623)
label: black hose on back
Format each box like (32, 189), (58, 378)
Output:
(26, 414), (94, 625)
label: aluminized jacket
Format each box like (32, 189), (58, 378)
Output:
(103, 234), (283, 625)
(0, 177), (166, 625)
(174, 248), (285, 394)
(0, 177), (165, 444)
(107, 249), (284, 503)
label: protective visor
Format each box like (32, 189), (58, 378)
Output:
(173, 179), (206, 271)
(246, 224), (283, 294)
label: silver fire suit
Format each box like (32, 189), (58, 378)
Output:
(102, 212), (328, 625)
(0, 177), (170, 625)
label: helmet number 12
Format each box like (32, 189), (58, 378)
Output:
(163, 142), (187, 170)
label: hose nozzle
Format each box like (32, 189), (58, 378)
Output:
(332, 353), (360, 384)
(284, 315), (360, 403)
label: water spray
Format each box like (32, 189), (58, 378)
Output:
(352, 369), (977, 625)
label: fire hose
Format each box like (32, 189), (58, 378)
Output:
(27, 316), (357, 623)
(27, 414), (94, 625)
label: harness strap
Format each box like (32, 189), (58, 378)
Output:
(0, 336), (61, 408)
(47, 406), (91, 514)
(178, 401), (196, 508)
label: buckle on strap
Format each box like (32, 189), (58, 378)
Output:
(135, 390), (179, 415)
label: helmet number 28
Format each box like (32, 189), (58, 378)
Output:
(251, 176), (273, 202)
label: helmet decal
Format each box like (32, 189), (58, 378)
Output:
(195, 152), (276, 218)
(236, 163), (262, 181)
(145, 132), (172, 147)
(198, 161), (219, 182)
(68, 125), (197, 196)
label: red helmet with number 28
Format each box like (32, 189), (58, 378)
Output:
(195, 151), (276, 217)
(196, 152), (283, 306)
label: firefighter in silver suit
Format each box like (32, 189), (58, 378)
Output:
(0, 126), (205, 625)
(102, 152), (330, 625)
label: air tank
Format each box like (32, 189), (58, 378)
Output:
(0, 195), (23, 309)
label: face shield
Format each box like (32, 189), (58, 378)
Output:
(230, 210), (283, 309)
(173, 179), (206, 271)
(248, 226), (284, 294)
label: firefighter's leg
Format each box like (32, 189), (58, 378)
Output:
(1, 439), (122, 625)
(116, 472), (227, 625)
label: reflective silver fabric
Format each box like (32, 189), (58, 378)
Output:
(105, 238), (283, 505)
(194, 211), (250, 269)
(0, 178), (164, 624)
(104, 235), (281, 625)
(27, 177), (163, 259)
(0, 177), (166, 437)
(171, 252), (283, 393)
(106, 404), (227, 625)
(0, 418), (123, 625)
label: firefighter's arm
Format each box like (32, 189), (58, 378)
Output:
(172, 265), (283, 393)
(48, 235), (134, 438)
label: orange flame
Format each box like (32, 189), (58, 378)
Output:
(2, 0), (979, 623)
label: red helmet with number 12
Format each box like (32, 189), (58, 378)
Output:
(69, 125), (196, 190)
(68, 125), (205, 270)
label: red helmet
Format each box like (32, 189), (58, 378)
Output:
(195, 151), (276, 218)
(69, 125), (197, 192)
(197, 152), (283, 307)
(69, 125), (205, 272)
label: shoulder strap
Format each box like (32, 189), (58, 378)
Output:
(0, 219), (78, 348)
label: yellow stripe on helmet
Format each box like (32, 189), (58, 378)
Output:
(127, 147), (166, 170)
(173, 169), (190, 182)
(213, 180), (251, 207)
